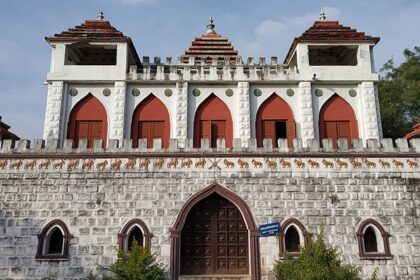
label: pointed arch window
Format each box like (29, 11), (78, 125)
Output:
(36, 219), (71, 260)
(118, 219), (152, 251)
(357, 219), (392, 260)
(278, 218), (311, 258)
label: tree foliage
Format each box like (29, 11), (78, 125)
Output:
(379, 46), (420, 138)
(273, 229), (361, 280)
(89, 241), (167, 280)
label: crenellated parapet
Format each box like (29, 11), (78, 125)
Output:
(128, 56), (298, 82)
(1, 138), (418, 174)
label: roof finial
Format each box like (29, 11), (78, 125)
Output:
(98, 11), (105, 20)
(320, 10), (326, 21)
(206, 16), (215, 33)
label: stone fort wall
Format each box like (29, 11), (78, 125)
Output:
(0, 138), (419, 280)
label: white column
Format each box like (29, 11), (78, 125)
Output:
(176, 81), (188, 148)
(298, 81), (314, 146)
(43, 81), (64, 141)
(111, 81), (126, 145)
(361, 82), (380, 140)
(238, 82), (251, 147)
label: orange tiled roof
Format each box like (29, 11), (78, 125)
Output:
(404, 123), (420, 139)
(0, 118), (19, 140)
(284, 21), (380, 64)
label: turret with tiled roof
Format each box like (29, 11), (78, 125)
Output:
(181, 17), (239, 63)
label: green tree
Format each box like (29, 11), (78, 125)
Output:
(273, 229), (361, 280)
(90, 241), (167, 280)
(378, 46), (420, 138)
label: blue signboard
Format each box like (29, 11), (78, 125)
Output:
(259, 222), (281, 237)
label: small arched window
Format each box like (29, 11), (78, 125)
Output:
(278, 218), (311, 258)
(357, 219), (392, 260)
(118, 219), (152, 251)
(36, 219), (71, 260)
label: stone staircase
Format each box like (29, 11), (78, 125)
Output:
(179, 275), (251, 280)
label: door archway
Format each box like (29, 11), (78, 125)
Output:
(67, 94), (108, 148)
(169, 183), (261, 280)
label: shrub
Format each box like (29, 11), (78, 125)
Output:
(90, 241), (166, 280)
(273, 228), (361, 280)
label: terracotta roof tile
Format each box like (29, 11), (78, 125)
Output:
(182, 31), (239, 63)
(404, 122), (420, 139)
(284, 21), (380, 64)
(0, 118), (19, 140)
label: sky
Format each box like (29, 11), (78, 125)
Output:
(0, 0), (419, 140)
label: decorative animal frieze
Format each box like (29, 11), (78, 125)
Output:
(96, 160), (108, 170)
(38, 160), (50, 170)
(224, 159), (235, 168)
(280, 159), (291, 168)
(24, 159), (37, 170)
(392, 159), (404, 169)
(67, 160), (79, 171)
(294, 159), (305, 169)
(308, 159), (320, 168)
(53, 159), (66, 170)
(350, 158), (362, 169)
(111, 159), (122, 170)
(0, 160), (7, 170)
(407, 159), (418, 168)
(364, 158), (376, 169)
(153, 159), (164, 169)
(322, 159), (334, 169)
(82, 159), (94, 170)
(379, 159), (390, 169)
(195, 159), (206, 168)
(336, 158), (348, 168)
(139, 159), (150, 169)
(10, 160), (23, 170)
(265, 159), (277, 169)
(125, 159), (136, 169)
(237, 159), (249, 168)
(181, 159), (192, 168)
(252, 159), (263, 168)
(167, 159), (178, 168)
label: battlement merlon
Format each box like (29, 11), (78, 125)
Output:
(1, 138), (419, 156)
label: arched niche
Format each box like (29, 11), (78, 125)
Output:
(67, 94), (108, 148)
(319, 94), (358, 147)
(36, 219), (72, 260)
(194, 94), (233, 148)
(131, 94), (170, 148)
(278, 218), (311, 258)
(169, 183), (261, 280)
(118, 218), (152, 251)
(356, 219), (392, 260)
(256, 93), (295, 148)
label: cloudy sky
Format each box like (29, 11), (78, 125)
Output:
(0, 0), (419, 140)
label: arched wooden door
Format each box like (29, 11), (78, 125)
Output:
(256, 94), (295, 148)
(181, 193), (248, 275)
(319, 94), (358, 147)
(67, 94), (107, 148)
(131, 94), (170, 148)
(194, 95), (233, 148)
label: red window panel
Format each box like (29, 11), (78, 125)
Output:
(138, 121), (164, 148)
(75, 121), (103, 148)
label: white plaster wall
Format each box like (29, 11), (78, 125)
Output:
(125, 84), (177, 140)
(248, 84), (300, 139)
(187, 84), (238, 139)
(47, 42), (128, 81)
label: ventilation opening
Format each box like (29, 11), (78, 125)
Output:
(285, 226), (300, 252)
(46, 227), (64, 255)
(275, 121), (287, 139)
(65, 43), (117, 65)
(364, 227), (378, 253)
(308, 45), (358, 66)
(127, 226), (144, 250)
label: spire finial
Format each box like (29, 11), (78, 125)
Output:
(320, 10), (326, 21)
(98, 11), (105, 20)
(206, 16), (215, 33)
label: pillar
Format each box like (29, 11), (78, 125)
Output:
(361, 82), (380, 140)
(176, 81), (188, 148)
(111, 81), (126, 145)
(238, 82), (251, 147)
(43, 81), (64, 141)
(298, 81), (314, 146)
